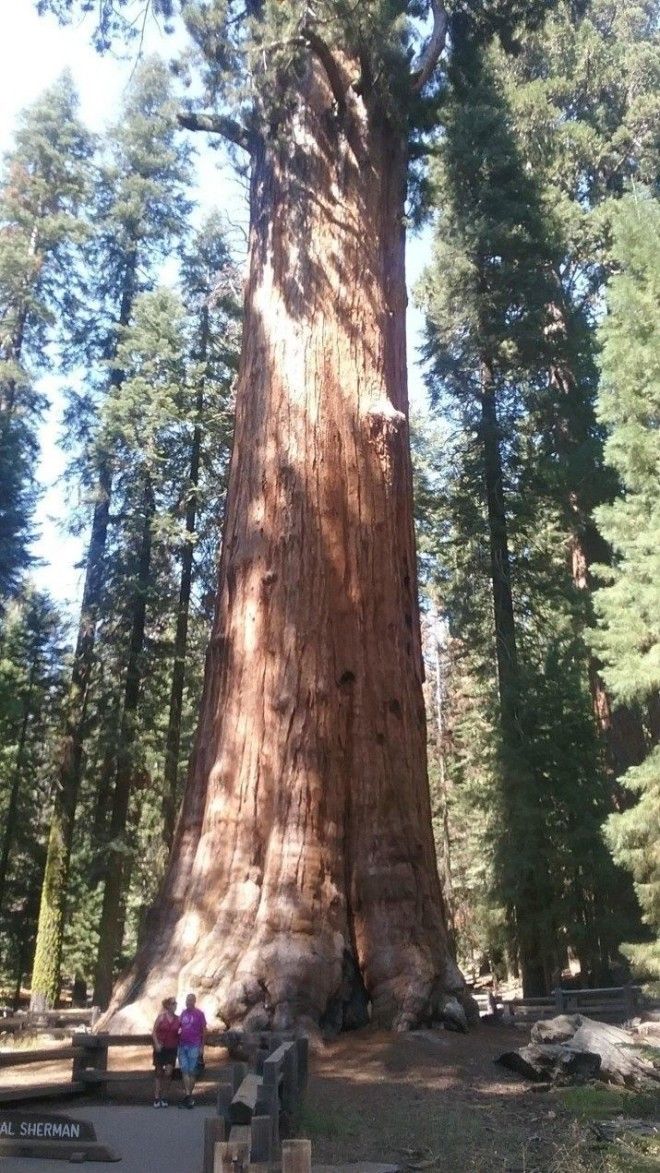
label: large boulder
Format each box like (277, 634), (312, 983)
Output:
(497, 1015), (660, 1090)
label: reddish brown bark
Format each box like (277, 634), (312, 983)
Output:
(103, 57), (462, 1033)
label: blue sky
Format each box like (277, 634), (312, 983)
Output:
(2, 2), (430, 618)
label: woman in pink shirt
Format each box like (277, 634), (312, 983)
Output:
(151, 997), (180, 1107)
(177, 992), (206, 1108)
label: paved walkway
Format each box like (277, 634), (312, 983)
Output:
(0, 1103), (216, 1171)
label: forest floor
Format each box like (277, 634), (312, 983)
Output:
(1, 1023), (659, 1171)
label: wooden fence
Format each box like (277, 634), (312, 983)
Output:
(0, 1029), (306, 1108)
(204, 1037), (309, 1173)
(0, 1008), (100, 1038)
(473, 985), (644, 1023)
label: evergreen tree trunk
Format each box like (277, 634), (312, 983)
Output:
(31, 255), (137, 1010)
(0, 658), (36, 911)
(29, 463), (112, 1009)
(102, 58), (463, 1033)
(93, 482), (154, 1007)
(479, 368), (548, 997)
(91, 710), (120, 841)
(162, 307), (207, 849)
(433, 634), (456, 953)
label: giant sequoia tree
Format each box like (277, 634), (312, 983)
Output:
(37, 0), (537, 1031)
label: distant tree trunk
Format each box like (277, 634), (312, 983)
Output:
(479, 366), (549, 997)
(91, 707), (120, 842)
(29, 462), (112, 1011)
(0, 658), (36, 911)
(102, 57), (463, 1034)
(30, 253), (138, 1010)
(162, 306), (208, 849)
(433, 633), (456, 954)
(93, 481), (154, 1007)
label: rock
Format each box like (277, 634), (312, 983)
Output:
(497, 1014), (660, 1089)
(531, 1015), (581, 1045)
(496, 1047), (551, 1082)
(496, 1043), (600, 1084)
(556, 1048), (602, 1082)
(440, 997), (468, 1034)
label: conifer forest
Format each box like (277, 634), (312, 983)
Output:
(0, 0), (658, 1034)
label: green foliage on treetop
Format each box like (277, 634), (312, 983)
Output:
(0, 74), (92, 599)
(37, 1), (561, 137)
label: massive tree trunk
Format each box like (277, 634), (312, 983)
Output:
(103, 56), (463, 1034)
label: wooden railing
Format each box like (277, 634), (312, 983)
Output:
(0, 1029), (303, 1106)
(0, 1008), (100, 1037)
(204, 1037), (309, 1173)
(473, 985), (644, 1023)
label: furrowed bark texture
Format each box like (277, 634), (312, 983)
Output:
(103, 58), (462, 1033)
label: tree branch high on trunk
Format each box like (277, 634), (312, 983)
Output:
(177, 111), (254, 152)
(411, 0), (449, 93)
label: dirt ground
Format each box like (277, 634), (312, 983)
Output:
(1, 1024), (659, 1171)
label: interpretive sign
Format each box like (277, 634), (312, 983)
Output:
(0, 1111), (96, 1140)
(0, 1111), (120, 1162)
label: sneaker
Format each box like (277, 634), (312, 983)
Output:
(153, 1100), (162, 1109)
(186, 1097), (195, 1109)
(159, 1100), (168, 1107)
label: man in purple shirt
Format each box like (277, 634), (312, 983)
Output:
(177, 992), (207, 1108)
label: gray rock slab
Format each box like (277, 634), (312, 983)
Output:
(0, 1103), (216, 1172)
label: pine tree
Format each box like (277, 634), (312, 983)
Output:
(419, 27), (633, 993)
(30, 60), (193, 1009)
(506, 0), (660, 780)
(162, 217), (239, 848)
(0, 74), (91, 600)
(593, 191), (660, 983)
(0, 586), (67, 1000)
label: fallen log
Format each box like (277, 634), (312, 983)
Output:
(497, 1014), (660, 1089)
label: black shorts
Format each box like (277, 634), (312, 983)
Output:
(153, 1047), (177, 1070)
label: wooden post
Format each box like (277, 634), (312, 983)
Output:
(71, 1033), (108, 1085)
(214, 1134), (250, 1173)
(282, 1139), (312, 1173)
(204, 1118), (225, 1173)
(281, 1042), (299, 1128)
(255, 1080), (279, 1160)
(217, 1081), (234, 1122)
(232, 1062), (248, 1092)
(250, 1115), (272, 1164)
(295, 1037), (309, 1096)
(553, 988), (563, 1014)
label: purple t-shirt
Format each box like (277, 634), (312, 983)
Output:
(179, 1007), (206, 1047)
